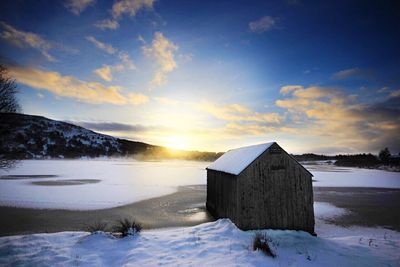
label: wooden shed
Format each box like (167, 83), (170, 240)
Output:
(206, 142), (315, 234)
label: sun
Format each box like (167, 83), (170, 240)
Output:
(164, 135), (190, 151)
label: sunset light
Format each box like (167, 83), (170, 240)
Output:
(0, 1), (399, 265)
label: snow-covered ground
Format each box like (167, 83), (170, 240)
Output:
(0, 159), (399, 210)
(1, 160), (399, 266)
(0, 203), (399, 267)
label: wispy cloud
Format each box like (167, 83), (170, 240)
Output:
(280, 85), (304, 95)
(94, 64), (124, 81)
(390, 89), (400, 98)
(65, 0), (96, 15)
(73, 121), (152, 132)
(199, 101), (282, 124)
(332, 67), (373, 80)
(249, 16), (276, 33)
(86, 36), (136, 70)
(0, 21), (55, 62)
(94, 19), (119, 30)
(142, 32), (178, 89)
(8, 65), (148, 106)
(112, 0), (154, 19)
(118, 51), (135, 70)
(86, 36), (117, 54)
(94, 0), (155, 30)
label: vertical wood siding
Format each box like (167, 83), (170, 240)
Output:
(207, 142), (315, 234)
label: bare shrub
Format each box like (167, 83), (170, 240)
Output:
(253, 232), (276, 258)
(113, 218), (142, 237)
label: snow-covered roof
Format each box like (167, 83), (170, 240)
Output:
(207, 142), (275, 175)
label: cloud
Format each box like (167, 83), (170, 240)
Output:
(8, 65), (148, 105)
(127, 92), (149, 105)
(0, 21), (55, 62)
(276, 85), (400, 152)
(112, 0), (154, 19)
(280, 85), (303, 95)
(94, 64), (124, 81)
(390, 89), (400, 98)
(65, 0), (96, 15)
(154, 97), (179, 105)
(225, 123), (276, 135)
(118, 51), (136, 70)
(249, 16), (276, 33)
(86, 36), (136, 70)
(377, 86), (390, 93)
(86, 36), (117, 54)
(94, 19), (119, 30)
(94, 0), (154, 30)
(332, 67), (373, 80)
(137, 35), (146, 44)
(142, 32), (178, 89)
(73, 121), (152, 132)
(199, 101), (282, 124)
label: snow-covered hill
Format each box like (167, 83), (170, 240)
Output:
(0, 113), (153, 159)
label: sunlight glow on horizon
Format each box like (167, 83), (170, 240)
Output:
(1, 0), (399, 154)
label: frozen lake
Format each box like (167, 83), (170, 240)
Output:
(0, 159), (399, 210)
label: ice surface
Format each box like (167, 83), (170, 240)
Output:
(207, 142), (274, 175)
(0, 218), (399, 267)
(1, 159), (399, 210)
(0, 159), (208, 210)
(314, 202), (349, 220)
(310, 164), (400, 188)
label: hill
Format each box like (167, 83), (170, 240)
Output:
(0, 113), (222, 161)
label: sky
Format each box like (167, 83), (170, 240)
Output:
(0, 0), (399, 154)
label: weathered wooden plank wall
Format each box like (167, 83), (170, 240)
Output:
(207, 142), (315, 234)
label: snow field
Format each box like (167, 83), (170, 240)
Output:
(0, 218), (399, 267)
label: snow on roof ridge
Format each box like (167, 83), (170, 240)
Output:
(206, 142), (275, 175)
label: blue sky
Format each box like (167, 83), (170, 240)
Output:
(1, 0), (399, 153)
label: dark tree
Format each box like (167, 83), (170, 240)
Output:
(0, 65), (21, 113)
(0, 65), (21, 169)
(379, 147), (391, 163)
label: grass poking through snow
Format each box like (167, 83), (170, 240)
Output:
(113, 218), (142, 238)
(86, 221), (108, 233)
(253, 232), (276, 258)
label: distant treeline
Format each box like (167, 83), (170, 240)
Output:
(293, 151), (400, 167)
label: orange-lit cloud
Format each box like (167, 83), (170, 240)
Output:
(94, 64), (124, 81)
(9, 65), (147, 106)
(198, 101), (282, 124)
(276, 85), (400, 152)
(142, 32), (178, 89)
(94, 0), (154, 30)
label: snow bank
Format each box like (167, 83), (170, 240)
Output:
(0, 219), (398, 267)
